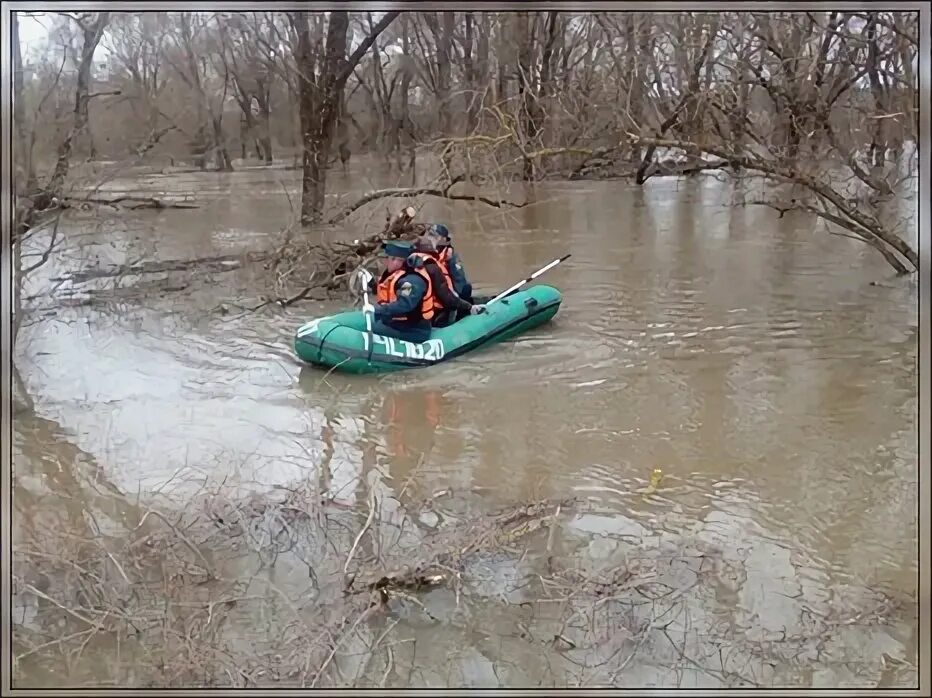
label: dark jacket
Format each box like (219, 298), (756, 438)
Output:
(442, 247), (471, 297)
(422, 257), (472, 314)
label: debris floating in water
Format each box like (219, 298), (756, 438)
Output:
(573, 379), (607, 388)
(644, 468), (664, 495)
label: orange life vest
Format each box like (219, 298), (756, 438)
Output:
(377, 266), (435, 322)
(437, 246), (457, 280)
(409, 251), (454, 314)
(410, 251), (454, 292)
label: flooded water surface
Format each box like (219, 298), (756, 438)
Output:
(12, 161), (919, 688)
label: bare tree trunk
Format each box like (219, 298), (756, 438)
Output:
(892, 14), (918, 144)
(634, 24), (715, 184)
(365, 13), (397, 163)
(45, 12), (110, 201)
(775, 15), (805, 161)
(537, 12), (559, 144)
(295, 11), (399, 224)
(398, 14), (414, 170)
(730, 30), (754, 157)
(865, 12), (888, 168)
(12, 362), (35, 416)
(255, 80), (273, 163)
(12, 12), (37, 202)
(333, 97), (351, 172)
(12, 214), (24, 343)
(493, 15), (509, 104)
(12, 11), (34, 243)
(232, 84), (258, 159)
(295, 12), (327, 223)
(516, 12), (537, 180)
(463, 13), (477, 132)
(212, 114), (233, 171)
(625, 14), (648, 162)
(461, 12), (490, 133)
(177, 13), (211, 170)
(475, 13), (491, 129)
(436, 12), (455, 136)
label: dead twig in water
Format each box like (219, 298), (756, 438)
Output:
(343, 487), (377, 589)
(309, 602), (379, 688)
(132, 509), (214, 579)
(380, 646), (394, 687)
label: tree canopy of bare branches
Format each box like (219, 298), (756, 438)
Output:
(12, 10), (918, 272)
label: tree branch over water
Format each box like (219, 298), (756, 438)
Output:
(328, 180), (527, 225)
(623, 133), (917, 274)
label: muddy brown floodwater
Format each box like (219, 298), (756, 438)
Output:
(12, 158), (919, 689)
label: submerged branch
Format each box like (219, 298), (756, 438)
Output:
(63, 195), (200, 210)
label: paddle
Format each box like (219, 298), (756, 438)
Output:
(487, 254), (571, 306)
(356, 267), (376, 363)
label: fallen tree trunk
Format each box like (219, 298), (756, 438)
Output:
(61, 195), (199, 210)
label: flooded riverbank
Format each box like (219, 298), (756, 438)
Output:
(12, 161), (919, 688)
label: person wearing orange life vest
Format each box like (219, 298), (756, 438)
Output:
(424, 223), (492, 322)
(423, 224), (478, 299)
(411, 235), (486, 328)
(367, 240), (436, 343)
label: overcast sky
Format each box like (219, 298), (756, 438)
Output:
(17, 11), (113, 64)
(18, 13), (50, 51)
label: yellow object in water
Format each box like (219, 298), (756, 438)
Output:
(644, 468), (664, 495)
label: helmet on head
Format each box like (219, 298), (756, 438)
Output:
(382, 240), (416, 259)
(428, 223), (451, 240)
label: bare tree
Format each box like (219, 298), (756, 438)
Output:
(161, 12), (233, 170)
(292, 10), (399, 224)
(43, 12), (110, 202)
(9, 10), (917, 272)
(106, 14), (176, 157)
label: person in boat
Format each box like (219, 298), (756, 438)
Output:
(367, 240), (437, 343)
(424, 223), (493, 319)
(423, 224), (474, 300)
(412, 234), (486, 328)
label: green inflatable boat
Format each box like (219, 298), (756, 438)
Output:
(294, 284), (563, 374)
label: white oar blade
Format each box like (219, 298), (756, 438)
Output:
(487, 254), (570, 305)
